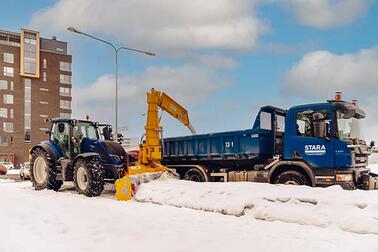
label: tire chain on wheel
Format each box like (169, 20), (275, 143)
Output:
(73, 157), (105, 197)
(30, 148), (63, 191)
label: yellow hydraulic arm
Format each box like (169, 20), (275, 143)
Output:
(115, 88), (195, 200)
(138, 88), (196, 168)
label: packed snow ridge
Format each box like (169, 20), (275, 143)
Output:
(135, 166), (378, 236)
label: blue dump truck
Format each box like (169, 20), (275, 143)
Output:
(162, 94), (378, 190)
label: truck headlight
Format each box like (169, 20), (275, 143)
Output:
(336, 174), (353, 182)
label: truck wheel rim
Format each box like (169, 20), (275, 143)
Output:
(34, 157), (47, 184)
(77, 166), (88, 191)
(189, 174), (201, 182)
(284, 180), (299, 185)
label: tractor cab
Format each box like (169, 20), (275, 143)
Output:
(30, 118), (127, 197)
(49, 119), (100, 158)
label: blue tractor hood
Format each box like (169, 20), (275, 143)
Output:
(81, 138), (126, 165)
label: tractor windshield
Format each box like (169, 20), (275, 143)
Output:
(73, 122), (99, 140)
(336, 110), (364, 141)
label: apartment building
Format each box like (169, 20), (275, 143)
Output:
(0, 28), (72, 165)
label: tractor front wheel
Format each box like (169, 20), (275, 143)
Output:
(73, 158), (105, 197)
(30, 148), (63, 191)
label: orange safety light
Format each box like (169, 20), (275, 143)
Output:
(335, 91), (342, 101)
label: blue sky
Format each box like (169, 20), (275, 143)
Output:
(2, 0), (378, 140)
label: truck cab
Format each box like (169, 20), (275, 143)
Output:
(283, 99), (373, 189)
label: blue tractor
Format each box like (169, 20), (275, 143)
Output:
(30, 119), (127, 197)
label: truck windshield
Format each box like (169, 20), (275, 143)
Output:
(336, 111), (364, 141)
(74, 122), (99, 140)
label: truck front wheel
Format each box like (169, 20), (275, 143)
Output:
(274, 170), (310, 186)
(73, 158), (105, 197)
(183, 168), (206, 182)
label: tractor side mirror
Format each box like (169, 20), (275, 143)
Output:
(45, 130), (50, 135)
(58, 123), (65, 134)
(370, 141), (375, 148)
(102, 126), (113, 141)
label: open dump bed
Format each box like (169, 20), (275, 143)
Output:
(162, 106), (287, 170)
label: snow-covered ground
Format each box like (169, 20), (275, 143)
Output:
(1, 172), (378, 252)
(6, 169), (20, 175)
(369, 163), (378, 174)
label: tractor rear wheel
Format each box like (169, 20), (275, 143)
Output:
(73, 158), (105, 197)
(30, 148), (63, 191)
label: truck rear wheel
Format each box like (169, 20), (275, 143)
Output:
(30, 148), (63, 191)
(184, 168), (206, 182)
(73, 158), (105, 197)
(274, 170), (310, 186)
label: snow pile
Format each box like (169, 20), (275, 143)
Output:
(135, 179), (378, 235)
(7, 169), (20, 175)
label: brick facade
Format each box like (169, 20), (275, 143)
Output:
(0, 29), (72, 165)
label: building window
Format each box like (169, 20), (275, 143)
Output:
(60, 74), (71, 84)
(60, 113), (71, 119)
(40, 88), (49, 92)
(21, 30), (39, 77)
(0, 136), (7, 146)
(43, 58), (47, 69)
(3, 67), (14, 77)
(43, 72), (47, 82)
(60, 100), (71, 109)
(60, 62), (71, 72)
(39, 128), (49, 132)
(0, 108), (7, 118)
(10, 81), (13, 90)
(60, 87), (71, 97)
(3, 53), (14, 64)
(40, 114), (49, 118)
(24, 79), (32, 142)
(56, 48), (64, 52)
(9, 109), (14, 119)
(3, 94), (13, 104)
(40, 101), (49, 105)
(0, 80), (7, 90)
(3, 122), (14, 133)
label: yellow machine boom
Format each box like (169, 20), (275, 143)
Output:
(115, 88), (195, 200)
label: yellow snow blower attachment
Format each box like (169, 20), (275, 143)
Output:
(115, 88), (196, 201)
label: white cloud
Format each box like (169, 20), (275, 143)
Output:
(284, 46), (378, 98)
(30, 0), (267, 51)
(73, 64), (231, 135)
(283, 46), (378, 141)
(281, 0), (372, 29)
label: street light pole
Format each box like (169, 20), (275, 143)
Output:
(67, 26), (156, 134)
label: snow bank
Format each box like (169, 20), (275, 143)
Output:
(4, 181), (378, 252)
(6, 169), (20, 175)
(135, 178), (378, 236)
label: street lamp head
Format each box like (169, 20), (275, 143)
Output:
(145, 51), (156, 56)
(67, 26), (81, 34)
